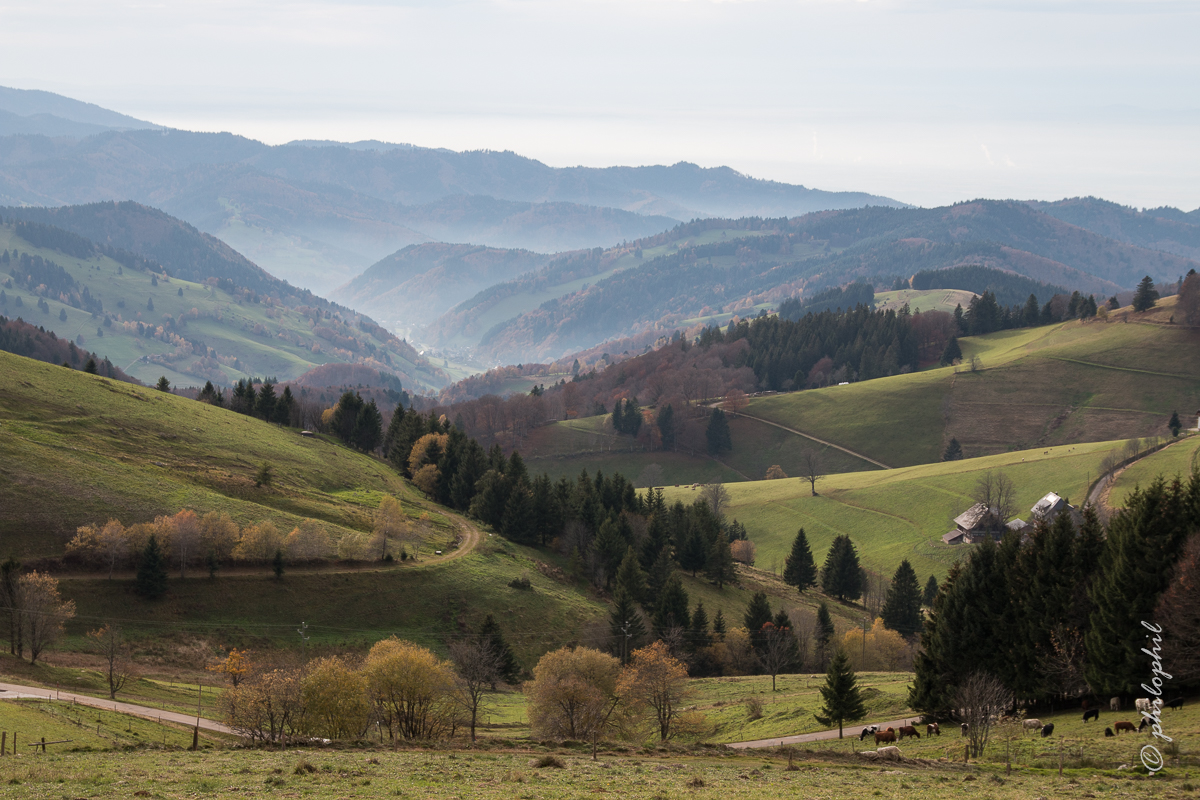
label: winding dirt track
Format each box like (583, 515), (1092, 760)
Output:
(724, 409), (892, 470)
(726, 717), (920, 749)
(0, 681), (232, 735)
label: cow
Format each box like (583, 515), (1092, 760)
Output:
(1104, 727), (1115, 737)
(898, 725), (921, 740)
(1166, 697), (1184, 711)
(876, 746), (902, 761)
(1041, 723), (1055, 738)
(859, 725), (880, 741)
(961, 723), (969, 737)
(875, 728), (897, 745)
(1083, 708), (1100, 722)
(1139, 718), (1150, 733)
(1113, 721), (1137, 734)
(1022, 718), (1042, 733)
(1152, 698), (1164, 712)
(1110, 697), (1121, 712)
(1135, 698), (1152, 713)
(926, 722), (940, 737)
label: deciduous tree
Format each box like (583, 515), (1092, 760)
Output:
(17, 571), (75, 664)
(363, 637), (457, 741)
(525, 646), (621, 741)
(300, 655), (370, 740)
(86, 624), (133, 699)
(616, 641), (694, 741)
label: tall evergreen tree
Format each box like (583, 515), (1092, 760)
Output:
(922, 574), (939, 607)
(743, 591), (773, 649)
(939, 336), (962, 366)
(712, 608), (727, 639)
(909, 561), (960, 719)
(657, 403), (676, 449)
(705, 530), (737, 589)
(1022, 293), (1040, 327)
(1132, 275), (1159, 312)
(814, 648), (866, 738)
(678, 525), (708, 577)
(689, 601), (712, 650)
(610, 400), (624, 433)
(815, 601), (835, 667)
(652, 574), (690, 637)
(782, 528), (817, 592)
(942, 437), (963, 461)
(624, 397), (642, 436)
(593, 517), (628, 587)
(136, 534), (168, 600)
(880, 559), (924, 638)
(256, 381), (277, 421)
(353, 399), (383, 452)
(614, 546), (648, 606)
(705, 408), (732, 455)
(610, 588), (647, 663)
(479, 613), (520, 683)
(646, 547), (675, 608)
(1169, 410), (1182, 437)
(500, 484), (536, 545)
(820, 535), (863, 602)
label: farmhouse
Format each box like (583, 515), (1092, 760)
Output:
(1030, 491), (1079, 525)
(942, 502), (1008, 545)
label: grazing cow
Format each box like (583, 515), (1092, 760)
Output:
(1166, 697), (1184, 711)
(1113, 721), (1137, 734)
(926, 722), (940, 737)
(1152, 698), (1163, 712)
(1041, 723), (1055, 738)
(1022, 718), (1042, 733)
(1105, 727), (1115, 737)
(875, 729), (897, 745)
(876, 746), (902, 761)
(898, 725), (921, 740)
(1135, 698), (1152, 713)
(1139, 718), (1150, 733)
(961, 723), (969, 737)
(1083, 708), (1100, 723)
(859, 725), (880, 741)
(1110, 697), (1120, 712)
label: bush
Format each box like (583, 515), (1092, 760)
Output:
(529, 755), (565, 769)
(508, 574), (533, 591)
(746, 697), (763, 720)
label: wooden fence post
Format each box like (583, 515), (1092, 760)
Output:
(2, 730), (6, 755)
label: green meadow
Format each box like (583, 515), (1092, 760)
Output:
(1107, 433), (1200, 508)
(661, 440), (1125, 581)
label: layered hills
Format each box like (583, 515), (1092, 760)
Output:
(425, 200), (1198, 364)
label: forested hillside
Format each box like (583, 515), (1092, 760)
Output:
(432, 200), (1193, 364)
(1030, 196), (1200, 261)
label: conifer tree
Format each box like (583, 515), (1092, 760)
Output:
(712, 608), (727, 639)
(814, 648), (866, 738)
(782, 528), (817, 592)
(83, 357), (97, 374)
(624, 397), (642, 436)
(479, 613), (520, 682)
(942, 437), (963, 461)
(820, 535), (863, 602)
(610, 588), (646, 663)
(815, 601), (835, 667)
(1132, 275), (1159, 312)
(614, 546), (648, 606)
(678, 525), (708, 577)
(256, 381), (277, 421)
(743, 591), (773, 649)
(706, 408), (732, 455)
(923, 574), (939, 607)
(155, 376), (170, 392)
(611, 401), (624, 433)
(880, 559), (923, 638)
(593, 517), (628, 587)
(1169, 410), (1182, 437)
(272, 549), (284, 579)
(646, 547), (675, 608)
(940, 336), (962, 365)
(689, 601), (711, 650)
(652, 574), (690, 637)
(136, 534), (168, 599)
(704, 530), (736, 588)
(657, 404), (676, 449)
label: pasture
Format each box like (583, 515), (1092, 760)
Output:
(660, 440), (1125, 581)
(874, 288), (978, 314)
(1108, 433), (1200, 508)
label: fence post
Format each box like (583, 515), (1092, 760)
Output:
(2, 730), (6, 755)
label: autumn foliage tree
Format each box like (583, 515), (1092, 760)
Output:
(17, 571), (75, 664)
(616, 641), (693, 741)
(87, 624), (133, 699)
(363, 637), (457, 741)
(526, 646), (621, 740)
(300, 656), (371, 740)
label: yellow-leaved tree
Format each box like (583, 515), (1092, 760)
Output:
(300, 655), (370, 739)
(525, 645), (621, 741)
(842, 617), (913, 671)
(616, 640), (700, 741)
(363, 637), (456, 741)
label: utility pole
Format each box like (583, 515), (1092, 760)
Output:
(297, 621), (310, 656)
(621, 619), (632, 664)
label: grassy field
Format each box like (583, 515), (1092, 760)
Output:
(0, 349), (447, 550)
(1108, 433), (1200, 508)
(661, 440), (1125, 582)
(0, 222), (440, 388)
(874, 288), (977, 314)
(748, 305), (1200, 469)
(0, 697), (216, 753)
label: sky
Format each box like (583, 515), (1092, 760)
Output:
(2, 0), (1197, 210)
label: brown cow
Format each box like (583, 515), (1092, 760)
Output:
(1113, 721), (1137, 734)
(898, 725), (921, 740)
(874, 728), (897, 745)
(926, 722), (940, 737)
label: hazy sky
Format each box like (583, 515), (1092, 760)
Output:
(3, 0), (1197, 209)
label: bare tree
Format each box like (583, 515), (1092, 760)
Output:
(1041, 624), (1089, 698)
(87, 624), (134, 699)
(449, 638), (503, 742)
(757, 623), (798, 691)
(798, 448), (824, 497)
(16, 571), (76, 664)
(954, 672), (1012, 758)
(700, 483), (731, 521)
(972, 471), (1017, 527)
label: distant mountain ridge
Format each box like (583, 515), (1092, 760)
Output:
(0, 85), (160, 135)
(1028, 197), (1200, 262)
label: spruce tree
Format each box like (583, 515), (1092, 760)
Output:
(705, 408), (732, 455)
(814, 648), (866, 738)
(625, 397), (642, 436)
(614, 546), (648, 606)
(500, 485), (537, 545)
(678, 525), (708, 576)
(136, 534), (168, 599)
(689, 601), (711, 650)
(652, 574), (690, 637)
(942, 437), (963, 461)
(1169, 410), (1182, 437)
(353, 400), (383, 452)
(820, 535), (863, 602)
(815, 602), (835, 666)
(646, 547), (675, 608)
(1022, 293), (1040, 327)
(922, 574), (939, 607)
(909, 561), (960, 719)
(1132, 275), (1159, 312)
(743, 591), (773, 649)
(479, 613), (520, 682)
(657, 403), (676, 449)
(782, 528), (817, 592)
(880, 559), (923, 638)
(940, 336), (962, 366)
(593, 517), (628, 588)
(610, 588), (646, 663)
(83, 357), (97, 374)
(611, 401), (624, 433)
(705, 531), (736, 588)
(155, 376), (170, 392)
(256, 381), (277, 420)
(712, 608), (727, 639)
(272, 549), (284, 579)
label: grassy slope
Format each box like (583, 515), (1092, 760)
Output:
(0, 223), (439, 388)
(749, 301), (1200, 469)
(0, 349), (436, 551)
(1108, 433), (1200, 508)
(874, 287), (977, 314)
(661, 440), (1123, 582)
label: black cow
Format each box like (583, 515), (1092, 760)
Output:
(1104, 727), (1115, 737)
(859, 725), (879, 741)
(1166, 697), (1184, 711)
(1083, 708), (1100, 722)
(1041, 723), (1055, 738)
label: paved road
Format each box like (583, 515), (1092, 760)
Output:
(726, 717), (920, 749)
(0, 681), (232, 734)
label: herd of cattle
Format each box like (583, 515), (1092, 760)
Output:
(859, 696), (1184, 749)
